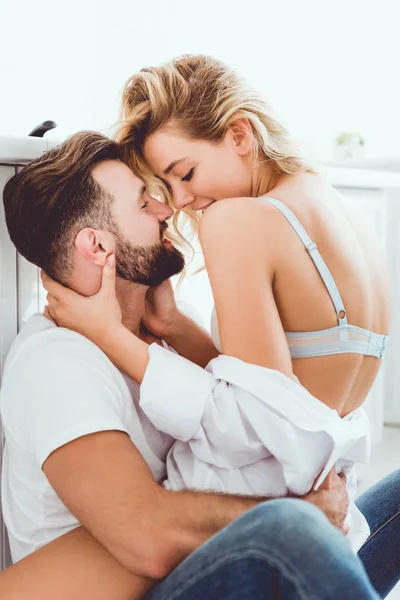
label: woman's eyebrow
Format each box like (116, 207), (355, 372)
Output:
(164, 157), (187, 175)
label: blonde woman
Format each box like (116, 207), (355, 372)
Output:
(116, 54), (390, 402)
(41, 57), (399, 596)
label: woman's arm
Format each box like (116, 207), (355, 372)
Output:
(161, 311), (219, 366)
(199, 197), (294, 379)
(43, 264), (218, 373)
(143, 280), (219, 367)
(43, 260), (150, 384)
(80, 315), (218, 384)
(96, 322), (149, 383)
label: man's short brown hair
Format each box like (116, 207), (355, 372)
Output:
(3, 131), (121, 284)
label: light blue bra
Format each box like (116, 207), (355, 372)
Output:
(263, 197), (388, 360)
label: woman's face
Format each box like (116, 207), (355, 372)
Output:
(143, 124), (253, 212)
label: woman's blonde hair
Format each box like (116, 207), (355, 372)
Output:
(115, 54), (313, 260)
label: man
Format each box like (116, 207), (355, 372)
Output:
(0, 131), (392, 599)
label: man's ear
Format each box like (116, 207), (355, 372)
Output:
(227, 118), (253, 156)
(75, 228), (115, 266)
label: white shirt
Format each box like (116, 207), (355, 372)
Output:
(0, 315), (174, 563)
(140, 343), (371, 553)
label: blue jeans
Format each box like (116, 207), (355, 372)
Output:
(357, 469), (400, 597)
(145, 470), (400, 600)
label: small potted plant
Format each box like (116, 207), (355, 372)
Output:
(335, 131), (365, 160)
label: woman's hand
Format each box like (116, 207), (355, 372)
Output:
(142, 279), (180, 338)
(41, 255), (122, 344)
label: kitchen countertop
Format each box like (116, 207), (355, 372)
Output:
(0, 136), (59, 165)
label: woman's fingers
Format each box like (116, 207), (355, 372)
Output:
(40, 270), (54, 292)
(43, 305), (57, 324)
(101, 254), (116, 295)
(45, 294), (60, 325)
(46, 293), (59, 306)
(41, 270), (70, 300)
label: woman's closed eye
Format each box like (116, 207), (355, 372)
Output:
(181, 167), (195, 182)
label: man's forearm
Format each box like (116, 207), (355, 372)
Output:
(162, 313), (219, 367)
(157, 488), (272, 575)
(155, 476), (345, 579)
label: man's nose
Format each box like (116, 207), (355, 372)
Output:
(153, 198), (174, 222)
(173, 189), (195, 211)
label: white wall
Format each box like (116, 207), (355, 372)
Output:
(1, 0), (400, 161)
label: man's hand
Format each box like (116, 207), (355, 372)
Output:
(304, 468), (349, 534)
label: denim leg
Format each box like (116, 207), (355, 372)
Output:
(145, 498), (379, 600)
(357, 468), (400, 598)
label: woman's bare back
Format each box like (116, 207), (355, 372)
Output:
(268, 172), (391, 417)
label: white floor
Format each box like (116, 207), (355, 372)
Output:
(358, 426), (400, 599)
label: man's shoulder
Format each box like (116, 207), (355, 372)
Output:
(3, 314), (123, 389)
(7, 314), (107, 362)
(1, 314), (132, 421)
(1, 315), (134, 468)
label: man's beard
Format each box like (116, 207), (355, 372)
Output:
(114, 230), (185, 287)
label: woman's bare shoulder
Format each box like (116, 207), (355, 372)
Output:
(198, 196), (279, 240)
(267, 171), (333, 206)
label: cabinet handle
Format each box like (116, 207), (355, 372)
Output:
(28, 121), (57, 138)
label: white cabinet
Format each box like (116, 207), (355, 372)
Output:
(0, 137), (54, 571)
(0, 141), (51, 337)
(0, 137), (57, 571)
(0, 164), (17, 570)
(380, 188), (400, 425)
(335, 186), (387, 444)
(327, 168), (400, 428)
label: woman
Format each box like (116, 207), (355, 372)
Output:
(19, 56), (399, 596)
(114, 54), (390, 413)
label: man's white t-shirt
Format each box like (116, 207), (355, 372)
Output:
(0, 314), (174, 564)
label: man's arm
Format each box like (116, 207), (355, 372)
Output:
(43, 430), (348, 581)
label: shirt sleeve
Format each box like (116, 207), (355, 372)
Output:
(141, 342), (215, 441)
(1, 331), (129, 467)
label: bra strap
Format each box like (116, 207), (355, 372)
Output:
(263, 197), (348, 326)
